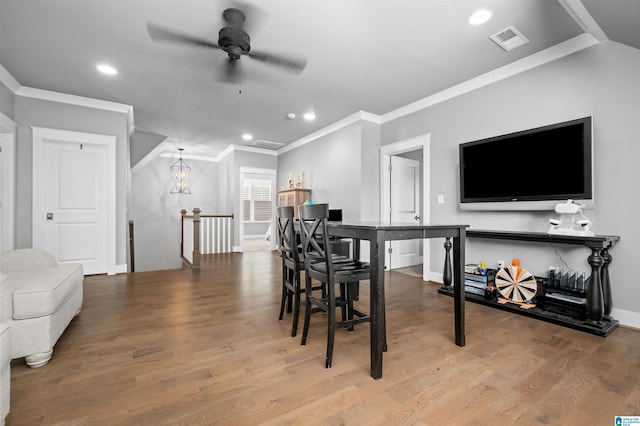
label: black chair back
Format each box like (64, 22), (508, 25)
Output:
(298, 203), (373, 368)
(298, 203), (333, 273)
(276, 206), (300, 267)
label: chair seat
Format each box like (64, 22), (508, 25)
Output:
(308, 260), (369, 275)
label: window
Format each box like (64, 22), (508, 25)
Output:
(243, 179), (272, 222)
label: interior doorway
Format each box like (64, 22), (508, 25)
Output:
(380, 134), (431, 280)
(238, 167), (276, 252)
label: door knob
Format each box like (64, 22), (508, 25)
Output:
(414, 215), (420, 222)
(46, 213), (53, 220)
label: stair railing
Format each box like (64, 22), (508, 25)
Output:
(181, 209), (234, 269)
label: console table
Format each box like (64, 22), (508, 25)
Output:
(439, 229), (620, 336)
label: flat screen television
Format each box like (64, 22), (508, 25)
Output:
(459, 116), (593, 211)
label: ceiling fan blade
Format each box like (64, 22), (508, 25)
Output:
(147, 23), (221, 50)
(246, 50), (307, 73)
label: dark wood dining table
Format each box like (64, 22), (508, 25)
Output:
(327, 220), (468, 380)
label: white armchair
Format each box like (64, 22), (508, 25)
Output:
(0, 249), (83, 368)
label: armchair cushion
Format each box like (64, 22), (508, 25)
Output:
(9, 264), (84, 320)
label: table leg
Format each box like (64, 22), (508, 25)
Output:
(442, 237), (452, 288)
(370, 232), (386, 380)
(601, 247), (613, 319)
(453, 232), (466, 347)
(587, 248), (604, 322)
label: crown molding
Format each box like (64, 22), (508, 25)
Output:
(159, 151), (219, 162)
(0, 64), (20, 93)
(214, 143), (278, 162)
(381, 33), (600, 123)
(0, 112), (16, 132)
(16, 86), (132, 113)
(17, 86), (135, 138)
(278, 110), (381, 155)
(277, 34), (600, 156)
(559, 0), (608, 42)
(131, 136), (170, 175)
(230, 144), (278, 157)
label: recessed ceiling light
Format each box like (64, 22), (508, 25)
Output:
(96, 63), (118, 75)
(242, 133), (253, 141)
(286, 113), (296, 120)
(303, 112), (316, 121)
(468, 9), (493, 25)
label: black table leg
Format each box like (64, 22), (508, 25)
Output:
(601, 247), (613, 320)
(442, 237), (452, 288)
(587, 247), (604, 322)
(370, 232), (386, 380)
(453, 231), (466, 347)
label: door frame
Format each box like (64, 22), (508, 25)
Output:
(380, 133), (431, 280)
(0, 112), (16, 251)
(238, 167), (277, 252)
(389, 155), (421, 269)
(32, 126), (117, 274)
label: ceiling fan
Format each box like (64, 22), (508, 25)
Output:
(147, 3), (307, 83)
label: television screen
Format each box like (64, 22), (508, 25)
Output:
(459, 117), (592, 210)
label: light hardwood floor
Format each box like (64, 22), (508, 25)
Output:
(7, 250), (640, 425)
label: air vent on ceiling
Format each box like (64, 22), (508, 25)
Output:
(490, 25), (530, 51)
(251, 139), (284, 150)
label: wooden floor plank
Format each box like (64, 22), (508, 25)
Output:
(6, 250), (640, 425)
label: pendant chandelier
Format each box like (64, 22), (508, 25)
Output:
(170, 148), (191, 194)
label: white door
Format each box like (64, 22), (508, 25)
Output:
(32, 127), (116, 275)
(389, 155), (421, 269)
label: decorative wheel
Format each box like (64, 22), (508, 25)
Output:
(495, 265), (537, 303)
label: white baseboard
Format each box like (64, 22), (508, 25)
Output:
(232, 245), (242, 252)
(611, 308), (640, 330)
(114, 264), (128, 274)
(427, 270), (443, 284)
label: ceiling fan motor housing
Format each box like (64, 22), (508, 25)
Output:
(218, 27), (250, 59)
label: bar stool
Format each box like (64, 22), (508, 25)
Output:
(298, 203), (371, 368)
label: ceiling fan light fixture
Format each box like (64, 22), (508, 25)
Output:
(468, 9), (493, 25)
(96, 63), (118, 75)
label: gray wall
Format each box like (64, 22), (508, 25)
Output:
(381, 41), (640, 316)
(14, 96), (130, 267)
(361, 121), (381, 221)
(130, 156), (220, 271)
(278, 121), (373, 221)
